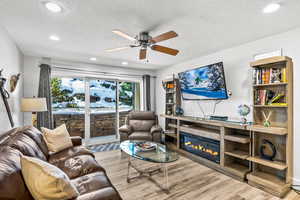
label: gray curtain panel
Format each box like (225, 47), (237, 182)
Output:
(143, 74), (151, 111)
(37, 64), (54, 129)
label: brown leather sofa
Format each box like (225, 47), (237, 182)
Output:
(119, 111), (162, 143)
(0, 126), (122, 200)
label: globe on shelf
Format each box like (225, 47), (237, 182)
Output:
(237, 104), (250, 124)
(175, 107), (184, 116)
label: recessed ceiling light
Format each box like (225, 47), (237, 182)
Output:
(90, 57), (97, 61)
(263, 3), (281, 14)
(49, 35), (60, 41)
(122, 61), (128, 65)
(44, 2), (62, 13)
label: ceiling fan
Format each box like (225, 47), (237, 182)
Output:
(106, 30), (179, 60)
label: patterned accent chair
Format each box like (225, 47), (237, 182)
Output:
(119, 111), (162, 143)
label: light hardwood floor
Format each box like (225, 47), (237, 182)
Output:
(94, 150), (300, 200)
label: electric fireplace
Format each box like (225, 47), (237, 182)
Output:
(180, 132), (220, 163)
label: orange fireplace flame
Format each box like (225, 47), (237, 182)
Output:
(185, 142), (219, 156)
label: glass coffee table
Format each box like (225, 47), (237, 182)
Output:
(120, 140), (179, 192)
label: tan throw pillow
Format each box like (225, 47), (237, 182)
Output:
(42, 124), (73, 153)
(21, 156), (79, 200)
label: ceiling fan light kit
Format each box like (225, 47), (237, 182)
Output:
(107, 30), (179, 60)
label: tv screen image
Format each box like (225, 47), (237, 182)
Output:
(178, 62), (228, 100)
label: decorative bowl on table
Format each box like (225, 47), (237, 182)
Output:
(135, 142), (157, 151)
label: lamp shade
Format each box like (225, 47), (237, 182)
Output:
(21, 98), (48, 112)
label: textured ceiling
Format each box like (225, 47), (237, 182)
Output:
(0, 0), (300, 70)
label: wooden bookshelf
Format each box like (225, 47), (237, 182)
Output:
(168, 124), (177, 129)
(162, 75), (181, 147)
(224, 163), (250, 179)
(249, 125), (287, 135)
(247, 156), (287, 170)
(253, 105), (287, 108)
(225, 150), (249, 160)
(253, 82), (287, 87)
(223, 127), (251, 180)
(247, 56), (293, 198)
(224, 134), (250, 144)
(250, 56), (291, 67)
(247, 171), (290, 197)
(165, 131), (177, 139)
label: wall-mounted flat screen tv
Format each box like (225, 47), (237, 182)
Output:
(178, 62), (228, 100)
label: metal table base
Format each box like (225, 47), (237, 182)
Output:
(126, 156), (170, 193)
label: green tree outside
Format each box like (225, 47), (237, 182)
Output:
(51, 78), (77, 107)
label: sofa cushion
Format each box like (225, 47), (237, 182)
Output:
(128, 131), (152, 141)
(0, 146), (33, 200)
(49, 146), (94, 165)
(52, 155), (105, 179)
(42, 124), (73, 153)
(129, 120), (155, 131)
(7, 131), (47, 161)
(23, 126), (49, 157)
(71, 171), (122, 199)
(71, 171), (110, 195)
(21, 156), (79, 200)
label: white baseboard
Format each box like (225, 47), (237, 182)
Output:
(293, 178), (300, 191)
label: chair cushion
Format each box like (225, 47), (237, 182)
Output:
(71, 171), (122, 200)
(52, 155), (105, 179)
(42, 124), (73, 153)
(21, 156), (79, 200)
(129, 120), (155, 131)
(128, 131), (152, 141)
(128, 111), (156, 120)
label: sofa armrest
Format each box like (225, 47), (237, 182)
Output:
(70, 136), (82, 146)
(119, 125), (133, 135)
(150, 125), (162, 134)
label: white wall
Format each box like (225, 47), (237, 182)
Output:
(156, 27), (300, 187)
(0, 26), (23, 134)
(23, 56), (41, 125)
(23, 56), (157, 125)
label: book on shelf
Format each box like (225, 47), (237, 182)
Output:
(254, 89), (285, 105)
(253, 67), (287, 85)
(269, 103), (287, 106)
(282, 68), (287, 83)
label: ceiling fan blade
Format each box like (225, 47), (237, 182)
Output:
(112, 29), (136, 41)
(105, 46), (130, 52)
(151, 45), (179, 56)
(139, 48), (147, 60)
(151, 31), (178, 43)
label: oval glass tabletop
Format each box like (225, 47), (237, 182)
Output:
(120, 140), (179, 163)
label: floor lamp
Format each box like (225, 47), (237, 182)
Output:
(21, 97), (48, 127)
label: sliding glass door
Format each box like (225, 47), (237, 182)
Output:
(118, 81), (141, 127)
(88, 79), (117, 143)
(51, 77), (141, 144)
(51, 77), (85, 138)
